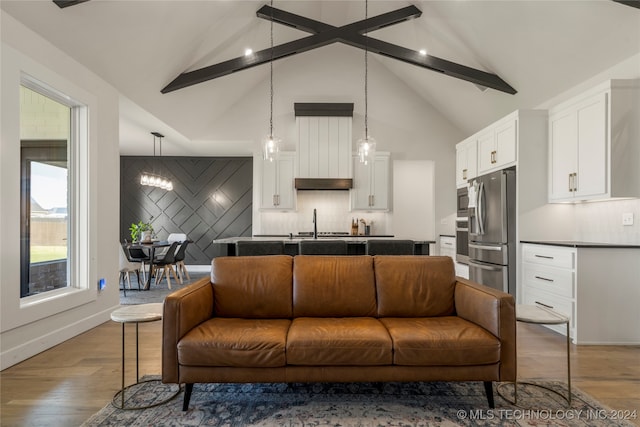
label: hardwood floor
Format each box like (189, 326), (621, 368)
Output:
(1, 320), (638, 427)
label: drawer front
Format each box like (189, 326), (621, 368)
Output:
(522, 263), (574, 299)
(522, 287), (575, 338)
(522, 244), (575, 269)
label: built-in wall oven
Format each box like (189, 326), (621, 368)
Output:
(455, 186), (469, 264)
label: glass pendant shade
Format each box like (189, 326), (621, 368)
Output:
(357, 135), (376, 165)
(263, 135), (281, 162)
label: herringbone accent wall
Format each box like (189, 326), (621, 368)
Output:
(120, 156), (253, 265)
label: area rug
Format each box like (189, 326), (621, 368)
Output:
(81, 377), (636, 426)
(119, 272), (209, 305)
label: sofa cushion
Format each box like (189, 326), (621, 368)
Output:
(177, 318), (291, 367)
(287, 317), (392, 366)
(293, 255), (377, 317)
(380, 317), (500, 366)
(211, 255), (293, 318)
(375, 256), (456, 317)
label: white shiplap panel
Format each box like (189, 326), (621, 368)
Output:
(328, 117), (340, 178)
(338, 116), (351, 177)
(297, 117), (310, 177)
(309, 117), (319, 178)
(318, 116), (329, 177)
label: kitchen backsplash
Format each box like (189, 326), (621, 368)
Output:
(574, 198), (640, 244)
(260, 191), (388, 235)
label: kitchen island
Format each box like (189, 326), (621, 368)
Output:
(212, 236), (435, 257)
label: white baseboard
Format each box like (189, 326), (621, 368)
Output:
(0, 304), (119, 371)
(185, 265), (211, 273)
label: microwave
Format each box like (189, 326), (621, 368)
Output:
(456, 186), (469, 218)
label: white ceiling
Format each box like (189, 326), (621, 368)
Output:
(2, 0), (639, 155)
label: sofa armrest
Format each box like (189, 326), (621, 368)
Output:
(162, 277), (214, 383)
(454, 277), (516, 382)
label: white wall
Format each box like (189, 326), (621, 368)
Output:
(0, 12), (120, 369)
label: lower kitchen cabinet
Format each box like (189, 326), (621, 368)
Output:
(521, 242), (639, 344)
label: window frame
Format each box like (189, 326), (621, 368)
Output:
(18, 74), (93, 310)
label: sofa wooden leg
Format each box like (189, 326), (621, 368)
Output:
(483, 381), (495, 408)
(183, 383), (194, 411)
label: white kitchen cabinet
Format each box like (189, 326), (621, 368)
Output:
(351, 152), (389, 211)
(548, 79), (640, 202)
(297, 116), (352, 179)
(477, 115), (517, 175)
(261, 152), (295, 210)
(455, 137), (477, 188)
(521, 243), (640, 344)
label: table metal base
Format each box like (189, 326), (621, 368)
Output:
(112, 379), (181, 410)
(113, 318), (181, 410)
(497, 381), (571, 409)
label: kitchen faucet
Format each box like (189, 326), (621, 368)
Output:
(313, 208), (318, 239)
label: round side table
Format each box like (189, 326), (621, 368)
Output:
(498, 303), (572, 408)
(110, 303), (180, 410)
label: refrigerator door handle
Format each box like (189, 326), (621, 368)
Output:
(468, 259), (503, 271)
(477, 181), (485, 235)
(469, 243), (502, 252)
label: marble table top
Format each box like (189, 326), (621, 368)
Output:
(516, 304), (569, 325)
(110, 303), (163, 323)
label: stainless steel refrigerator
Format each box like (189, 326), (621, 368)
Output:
(468, 168), (516, 296)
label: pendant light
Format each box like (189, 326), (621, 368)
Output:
(262, 0), (281, 162)
(357, 0), (376, 166)
(140, 132), (173, 191)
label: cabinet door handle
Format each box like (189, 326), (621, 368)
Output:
(568, 174), (573, 192)
(273, 195), (277, 206)
(535, 254), (554, 259)
(573, 172), (578, 192)
(371, 194), (375, 206)
(462, 168), (467, 180)
(535, 275), (554, 282)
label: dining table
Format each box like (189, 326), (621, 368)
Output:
(127, 240), (171, 290)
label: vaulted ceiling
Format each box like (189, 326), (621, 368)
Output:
(2, 1), (639, 156)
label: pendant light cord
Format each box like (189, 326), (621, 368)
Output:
(269, 0), (274, 138)
(364, 0), (369, 139)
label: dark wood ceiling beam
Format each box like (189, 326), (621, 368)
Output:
(53, 0), (90, 8)
(612, 0), (640, 9)
(162, 5), (516, 95)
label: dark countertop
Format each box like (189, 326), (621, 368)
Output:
(215, 237), (436, 244)
(520, 240), (640, 249)
(439, 234), (455, 238)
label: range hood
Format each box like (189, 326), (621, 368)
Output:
(295, 178), (352, 190)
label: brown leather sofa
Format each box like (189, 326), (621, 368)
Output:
(162, 255), (516, 411)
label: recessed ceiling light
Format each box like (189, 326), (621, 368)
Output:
(419, 49), (428, 56)
(244, 48), (253, 56)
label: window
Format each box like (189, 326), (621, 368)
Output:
(19, 81), (85, 299)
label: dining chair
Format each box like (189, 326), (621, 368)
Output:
(119, 244), (142, 295)
(366, 239), (415, 255)
(298, 240), (348, 255)
(236, 240), (285, 256)
(125, 246), (151, 282)
(173, 240), (191, 281)
(151, 241), (180, 289)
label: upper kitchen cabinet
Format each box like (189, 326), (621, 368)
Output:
(351, 152), (390, 211)
(295, 103), (353, 179)
(261, 152), (295, 210)
(477, 113), (518, 175)
(456, 110), (547, 181)
(455, 137), (477, 188)
(548, 79), (640, 202)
